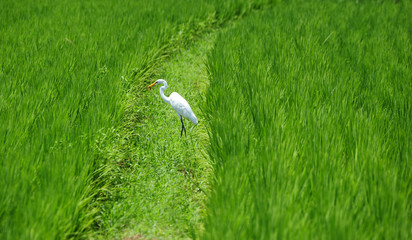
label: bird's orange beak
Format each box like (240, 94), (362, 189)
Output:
(148, 81), (157, 90)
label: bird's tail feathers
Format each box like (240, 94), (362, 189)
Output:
(191, 115), (198, 125)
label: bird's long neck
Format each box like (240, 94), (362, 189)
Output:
(159, 83), (170, 105)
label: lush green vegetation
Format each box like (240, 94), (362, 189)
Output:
(0, 0), (271, 239)
(202, 0), (411, 239)
(2, 0), (410, 239)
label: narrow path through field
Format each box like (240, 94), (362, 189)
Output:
(95, 6), (273, 238)
(99, 32), (218, 239)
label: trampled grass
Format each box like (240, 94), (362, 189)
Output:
(0, 0), (272, 238)
(96, 33), (216, 239)
(202, 0), (411, 239)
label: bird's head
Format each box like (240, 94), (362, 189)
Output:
(148, 79), (167, 90)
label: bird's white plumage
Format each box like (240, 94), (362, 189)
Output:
(169, 92), (198, 124)
(150, 79), (198, 127)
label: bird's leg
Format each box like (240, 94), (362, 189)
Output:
(180, 117), (183, 137)
(183, 123), (186, 137)
(180, 117), (186, 137)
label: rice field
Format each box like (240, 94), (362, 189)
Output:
(202, 0), (411, 239)
(1, 0), (410, 239)
(0, 0), (268, 238)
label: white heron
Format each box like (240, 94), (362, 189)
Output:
(148, 79), (198, 136)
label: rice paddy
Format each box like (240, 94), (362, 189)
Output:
(1, 0), (410, 239)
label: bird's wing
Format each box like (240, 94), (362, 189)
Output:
(169, 92), (198, 124)
(169, 92), (192, 116)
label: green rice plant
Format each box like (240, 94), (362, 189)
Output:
(202, 0), (411, 239)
